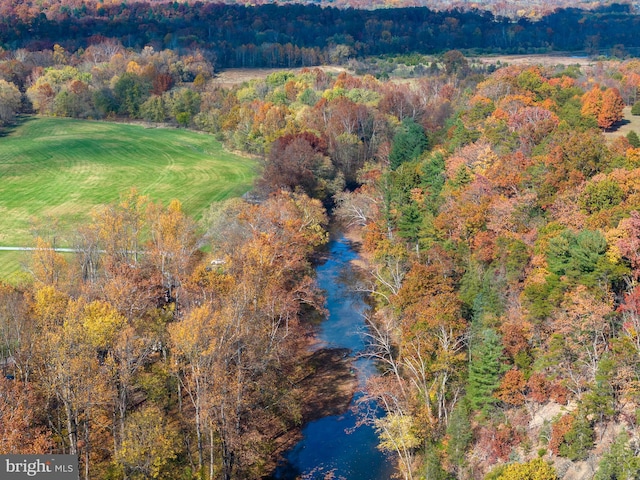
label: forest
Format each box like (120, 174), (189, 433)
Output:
(1, 2), (640, 68)
(3, 2), (640, 479)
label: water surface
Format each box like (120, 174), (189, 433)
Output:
(273, 236), (396, 479)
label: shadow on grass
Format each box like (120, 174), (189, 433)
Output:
(0, 115), (35, 138)
(616, 118), (631, 128)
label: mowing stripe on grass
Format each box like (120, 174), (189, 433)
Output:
(0, 116), (258, 248)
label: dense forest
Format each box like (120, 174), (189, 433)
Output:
(1, 2), (640, 68)
(3, 2), (640, 479)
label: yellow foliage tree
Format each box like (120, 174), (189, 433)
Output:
(495, 458), (557, 480)
(81, 300), (127, 350)
(117, 404), (180, 479)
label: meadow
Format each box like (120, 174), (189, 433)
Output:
(0, 117), (257, 281)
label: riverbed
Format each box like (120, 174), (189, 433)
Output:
(272, 235), (396, 479)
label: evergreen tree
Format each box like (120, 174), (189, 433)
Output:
(389, 118), (429, 170)
(582, 355), (616, 428)
(421, 152), (446, 213)
(559, 411), (594, 461)
(467, 328), (505, 412)
(595, 432), (640, 480)
(627, 130), (640, 147)
(398, 202), (423, 251)
(422, 445), (452, 480)
(446, 400), (472, 474)
(632, 101), (640, 115)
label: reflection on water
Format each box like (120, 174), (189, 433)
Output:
(272, 236), (396, 480)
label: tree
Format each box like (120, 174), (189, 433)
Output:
(147, 199), (198, 309)
(631, 101), (640, 115)
(389, 118), (429, 170)
(397, 202), (424, 253)
(0, 79), (21, 125)
(558, 412), (594, 461)
(168, 304), (220, 476)
(442, 50), (469, 77)
(258, 132), (330, 198)
(92, 188), (149, 270)
(546, 229), (611, 286)
(116, 405), (181, 480)
(374, 413), (420, 480)
(595, 432), (640, 480)
(627, 130), (640, 147)
(579, 177), (624, 214)
(445, 400), (472, 476)
(33, 294), (110, 479)
(495, 368), (526, 406)
(169, 88), (201, 126)
(113, 72), (151, 117)
(26, 66), (91, 116)
(495, 458), (558, 480)
(581, 86), (625, 130)
(30, 237), (68, 287)
(0, 378), (53, 454)
(598, 87), (625, 130)
(467, 328), (505, 412)
(140, 95), (168, 123)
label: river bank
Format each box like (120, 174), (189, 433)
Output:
(266, 346), (359, 469)
(269, 233), (396, 480)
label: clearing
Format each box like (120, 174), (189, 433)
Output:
(0, 116), (257, 281)
(605, 106), (640, 140)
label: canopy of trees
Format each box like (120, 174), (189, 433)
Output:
(3, 27), (640, 480)
(1, 3), (640, 69)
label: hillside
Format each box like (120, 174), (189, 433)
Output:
(0, 117), (256, 246)
(3, 4), (640, 477)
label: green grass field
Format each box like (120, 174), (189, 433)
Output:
(0, 117), (258, 282)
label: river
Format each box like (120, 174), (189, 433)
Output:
(272, 235), (397, 480)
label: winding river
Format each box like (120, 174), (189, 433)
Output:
(272, 235), (397, 479)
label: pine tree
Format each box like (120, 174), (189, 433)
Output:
(467, 328), (505, 412)
(595, 432), (640, 480)
(627, 130), (640, 148)
(446, 400), (472, 474)
(398, 202), (423, 252)
(389, 118), (429, 169)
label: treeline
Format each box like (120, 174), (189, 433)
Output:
(1, 189), (329, 479)
(1, 2), (640, 68)
(332, 62), (640, 478)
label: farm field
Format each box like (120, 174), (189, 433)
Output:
(0, 117), (257, 281)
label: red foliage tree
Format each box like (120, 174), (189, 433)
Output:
(495, 368), (526, 406)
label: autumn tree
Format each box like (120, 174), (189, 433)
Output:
(146, 198), (198, 309)
(168, 304), (222, 477)
(0, 79), (21, 125)
(258, 132), (340, 201)
(116, 405), (181, 480)
(581, 86), (625, 130)
(33, 294), (111, 479)
(493, 458), (558, 480)
(0, 378), (52, 454)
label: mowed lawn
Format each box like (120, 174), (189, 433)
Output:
(0, 117), (257, 280)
